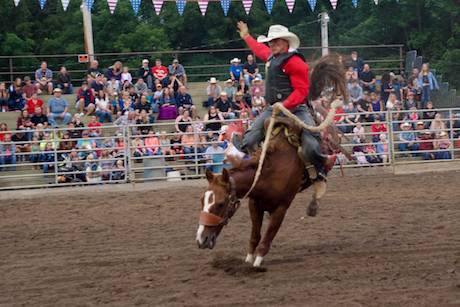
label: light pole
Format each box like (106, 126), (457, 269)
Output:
(319, 12), (330, 56)
(81, 2), (95, 62)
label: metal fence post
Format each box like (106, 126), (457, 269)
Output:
(9, 58), (14, 83)
(449, 109), (454, 160)
(388, 110), (397, 172)
(53, 128), (59, 184)
(125, 125), (132, 183)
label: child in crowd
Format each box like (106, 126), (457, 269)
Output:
(121, 66), (132, 85)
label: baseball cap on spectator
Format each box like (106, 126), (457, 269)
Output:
(208, 77), (217, 84)
(24, 76), (31, 81)
(53, 88), (62, 93)
(142, 59), (149, 64)
(401, 122), (411, 128)
(230, 58), (241, 64)
(173, 59), (179, 63)
(416, 121), (424, 126)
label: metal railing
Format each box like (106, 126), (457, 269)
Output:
(1, 106), (458, 190)
(0, 44), (404, 83)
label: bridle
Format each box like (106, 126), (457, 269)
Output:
(199, 176), (241, 227)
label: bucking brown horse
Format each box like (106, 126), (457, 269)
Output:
(196, 55), (347, 267)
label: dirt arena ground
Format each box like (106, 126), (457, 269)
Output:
(1, 170), (460, 307)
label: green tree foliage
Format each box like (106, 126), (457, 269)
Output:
(0, 0), (458, 86)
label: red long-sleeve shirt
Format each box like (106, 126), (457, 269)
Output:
(243, 35), (309, 109)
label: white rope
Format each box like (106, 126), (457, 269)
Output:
(241, 99), (343, 200)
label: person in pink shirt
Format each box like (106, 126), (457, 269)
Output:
(144, 130), (161, 155)
(151, 59), (169, 87)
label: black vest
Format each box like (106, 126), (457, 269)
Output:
(265, 51), (306, 105)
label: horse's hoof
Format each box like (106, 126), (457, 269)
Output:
(307, 201), (318, 217)
(245, 253), (254, 263)
(253, 256), (264, 267)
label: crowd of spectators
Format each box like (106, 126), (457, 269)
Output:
(0, 51), (459, 184)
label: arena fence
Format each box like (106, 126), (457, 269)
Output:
(0, 44), (404, 84)
(0, 107), (459, 190)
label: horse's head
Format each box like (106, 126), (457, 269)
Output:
(196, 168), (240, 249)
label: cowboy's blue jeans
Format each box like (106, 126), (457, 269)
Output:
(242, 104), (325, 172)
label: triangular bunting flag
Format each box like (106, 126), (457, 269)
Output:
(14, 0), (20, 6)
(85, 0), (94, 11)
(242, 0), (252, 14)
(351, 0), (357, 8)
(285, 0), (295, 13)
(107, 0), (117, 14)
(39, 0), (46, 9)
(220, 0), (230, 16)
(198, 0), (208, 16)
(130, 0), (141, 15)
(61, 0), (70, 11)
(152, 0), (163, 15)
(374, 0), (378, 4)
(307, 0), (316, 11)
(176, 0), (186, 15)
(264, 0), (274, 14)
(329, 0), (337, 10)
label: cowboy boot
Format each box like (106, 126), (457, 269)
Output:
(315, 154), (337, 181)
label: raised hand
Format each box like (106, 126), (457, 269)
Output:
(237, 21), (249, 39)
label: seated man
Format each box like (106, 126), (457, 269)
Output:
(47, 88), (72, 127)
(215, 92), (236, 119)
(175, 85), (196, 115)
(87, 60), (102, 78)
(204, 136), (225, 173)
(35, 61), (53, 94)
(22, 76), (37, 99)
(30, 106), (49, 127)
(168, 59), (187, 87)
(56, 66), (73, 94)
(138, 59), (153, 90)
(76, 81), (96, 115)
(229, 58), (244, 90)
(243, 54), (262, 87)
(398, 122), (419, 156)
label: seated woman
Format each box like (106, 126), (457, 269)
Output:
(110, 159), (126, 181)
(95, 90), (113, 123)
(132, 135), (148, 158)
(157, 87), (177, 120)
(433, 131), (452, 160)
(175, 109), (192, 133)
(181, 125), (198, 160)
(203, 105), (224, 133)
(7, 78), (25, 111)
(144, 130), (161, 156)
(39, 142), (56, 173)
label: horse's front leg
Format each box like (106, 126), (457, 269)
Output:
(253, 205), (288, 267)
(245, 198), (263, 264)
(307, 180), (327, 217)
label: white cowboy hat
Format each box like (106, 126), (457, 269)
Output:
(208, 77), (217, 84)
(230, 58), (241, 63)
(257, 25), (300, 50)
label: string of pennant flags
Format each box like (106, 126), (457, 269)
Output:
(14, 0), (398, 15)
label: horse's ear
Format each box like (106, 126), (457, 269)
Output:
(221, 168), (230, 183)
(205, 169), (214, 183)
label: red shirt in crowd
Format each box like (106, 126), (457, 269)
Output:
(151, 65), (169, 80)
(243, 35), (309, 110)
(88, 121), (102, 135)
(26, 98), (44, 114)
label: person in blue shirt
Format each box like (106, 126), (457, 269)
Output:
(398, 122), (419, 156)
(229, 58), (244, 91)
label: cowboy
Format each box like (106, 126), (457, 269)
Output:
(236, 21), (335, 181)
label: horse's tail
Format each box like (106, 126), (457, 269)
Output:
(309, 54), (348, 102)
